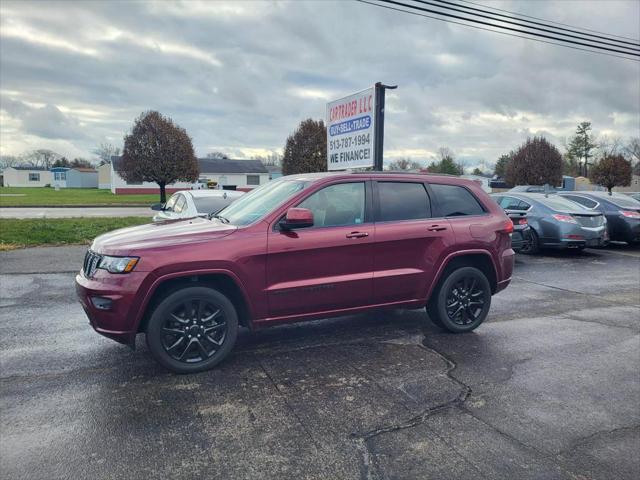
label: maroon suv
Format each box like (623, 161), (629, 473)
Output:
(76, 173), (514, 373)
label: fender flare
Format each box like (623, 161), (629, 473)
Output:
(425, 249), (498, 300)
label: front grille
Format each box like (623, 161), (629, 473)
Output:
(574, 215), (604, 228)
(83, 250), (102, 278)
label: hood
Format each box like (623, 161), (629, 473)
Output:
(91, 217), (236, 255)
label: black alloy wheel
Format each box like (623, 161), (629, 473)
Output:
(428, 266), (491, 333)
(519, 228), (539, 255)
(146, 286), (238, 373)
(161, 299), (227, 363)
(445, 276), (486, 326)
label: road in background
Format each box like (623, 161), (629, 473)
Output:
(1, 245), (639, 479)
(0, 207), (153, 218)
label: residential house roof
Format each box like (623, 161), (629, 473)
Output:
(111, 156), (268, 174)
(9, 165), (50, 171)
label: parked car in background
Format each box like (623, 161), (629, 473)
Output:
(558, 191), (640, 244)
(151, 190), (244, 222)
(77, 173), (515, 373)
(622, 192), (640, 202)
(509, 185), (558, 193)
(491, 192), (607, 254)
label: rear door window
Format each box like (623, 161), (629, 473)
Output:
(430, 184), (485, 217)
(499, 196), (529, 211)
(377, 182), (431, 222)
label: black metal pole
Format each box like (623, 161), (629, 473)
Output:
(373, 82), (397, 171)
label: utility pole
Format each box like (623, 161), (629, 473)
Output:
(373, 82), (397, 171)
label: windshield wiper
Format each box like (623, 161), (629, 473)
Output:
(208, 213), (229, 223)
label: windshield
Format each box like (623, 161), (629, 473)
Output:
(192, 196), (233, 214)
(217, 179), (308, 226)
(536, 195), (590, 213)
(591, 193), (640, 209)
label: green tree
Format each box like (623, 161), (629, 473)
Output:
(426, 147), (463, 175)
(472, 167), (483, 176)
(567, 121), (597, 176)
(505, 137), (563, 187)
(120, 111), (198, 202)
(589, 154), (632, 194)
(282, 119), (327, 175)
(494, 153), (512, 178)
(387, 158), (422, 171)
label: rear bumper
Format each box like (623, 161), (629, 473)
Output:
(75, 271), (148, 345)
(496, 248), (515, 293)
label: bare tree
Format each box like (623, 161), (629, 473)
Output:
(387, 158), (422, 171)
(597, 135), (623, 159)
(23, 149), (62, 169)
(93, 143), (120, 165)
(206, 151), (229, 159)
(0, 155), (20, 170)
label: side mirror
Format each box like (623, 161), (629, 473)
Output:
(280, 208), (314, 230)
(151, 203), (164, 211)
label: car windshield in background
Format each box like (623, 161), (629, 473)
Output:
(592, 193), (640, 209)
(217, 179), (308, 226)
(192, 196), (231, 214)
(536, 195), (590, 212)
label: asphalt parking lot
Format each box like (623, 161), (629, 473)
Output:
(1, 245), (639, 480)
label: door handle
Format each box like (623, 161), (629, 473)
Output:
(346, 232), (369, 239)
(427, 225), (447, 232)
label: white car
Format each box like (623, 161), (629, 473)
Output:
(151, 189), (244, 222)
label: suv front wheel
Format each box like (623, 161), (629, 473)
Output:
(427, 267), (491, 333)
(146, 286), (238, 373)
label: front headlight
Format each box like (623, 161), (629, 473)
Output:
(98, 255), (139, 274)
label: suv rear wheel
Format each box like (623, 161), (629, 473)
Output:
(427, 267), (491, 333)
(146, 286), (238, 373)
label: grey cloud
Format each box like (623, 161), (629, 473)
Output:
(0, 0), (638, 163)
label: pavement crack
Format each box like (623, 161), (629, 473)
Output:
(556, 424), (640, 455)
(348, 339), (473, 480)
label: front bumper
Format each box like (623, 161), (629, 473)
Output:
(75, 270), (148, 345)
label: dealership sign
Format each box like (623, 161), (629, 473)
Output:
(326, 87), (376, 170)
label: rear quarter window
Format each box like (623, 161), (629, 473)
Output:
(430, 184), (485, 217)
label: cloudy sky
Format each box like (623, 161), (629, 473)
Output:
(1, 0), (638, 170)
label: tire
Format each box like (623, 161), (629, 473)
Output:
(145, 286), (238, 374)
(427, 267), (492, 333)
(519, 228), (539, 255)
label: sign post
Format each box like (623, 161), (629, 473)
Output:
(326, 83), (396, 171)
(373, 82), (397, 171)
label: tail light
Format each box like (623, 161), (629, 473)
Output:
(503, 220), (514, 234)
(552, 214), (577, 224)
(620, 210), (640, 219)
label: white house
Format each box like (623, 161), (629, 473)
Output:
(107, 157), (270, 194)
(2, 166), (53, 187)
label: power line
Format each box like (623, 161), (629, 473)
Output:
(355, 0), (640, 62)
(376, 0), (639, 56)
(457, 0), (640, 43)
(424, 0), (640, 50)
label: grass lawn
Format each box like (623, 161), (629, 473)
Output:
(0, 217), (150, 250)
(0, 187), (160, 206)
